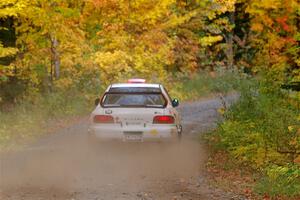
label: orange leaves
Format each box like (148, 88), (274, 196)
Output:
(246, 0), (299, 85)
(102, 22), (124, 33)
(250, 15), (274, 31)
(251, 23), (263, 32)
(276, 16), (290, 31)
(92, 0), (106, 8)
(247, 0), (297, 33)
(295, 155), (300, 166)
(138, 29), (168, 51)
(262, 15), (274, 28)
(91, 0), (118, 9)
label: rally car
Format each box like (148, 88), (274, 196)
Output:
(88, 79), (182, 142)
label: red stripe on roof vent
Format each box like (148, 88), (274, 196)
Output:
(127, 79), (146, 83)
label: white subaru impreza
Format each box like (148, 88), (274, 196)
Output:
(88, 79), (182, 142)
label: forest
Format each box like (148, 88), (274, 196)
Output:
(0, 0), (299, 198)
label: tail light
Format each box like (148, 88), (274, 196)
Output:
(93, 115), (114, 123)
(153, 115), (175, 124)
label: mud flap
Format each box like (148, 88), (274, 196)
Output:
(177, 125), (183, 140)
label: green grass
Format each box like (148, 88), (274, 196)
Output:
(169, 68), (246, 101)
(0, 91), (93, 151)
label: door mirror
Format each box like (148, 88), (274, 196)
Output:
(94, 98), (100, 106)
(172, 98), (179, 107)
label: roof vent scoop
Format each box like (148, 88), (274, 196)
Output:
(127, 78), (146, 83)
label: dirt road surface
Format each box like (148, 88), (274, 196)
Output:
(0, 96), (242, 200)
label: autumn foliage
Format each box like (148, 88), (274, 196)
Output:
(0, 0), (299, 197)
(0, 0), (299, 98)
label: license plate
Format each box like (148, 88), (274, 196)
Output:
(124, 131), (143, 141)
(126, 122), (142, 126)
(125, 135), (142, 141)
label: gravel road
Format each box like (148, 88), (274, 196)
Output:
(0, 95), (240, 200)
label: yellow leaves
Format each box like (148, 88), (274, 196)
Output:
(0, 64), (15, 79)
(0, 0), (28, 18)
(0, 45), (18, 58)
(54, 78), (74, 91)
(93, 45), (171, 85)
(91, 2), (176, 83)
(267, 165), (289, 180)
(288, 126), (295, 132)
(162, 10), (197, 29)
(90, 0), (118, 9)
(200, 35), (223, 46)
(217, 107), (225, 115)
(255, 147), (267, 167)
(213, 0), (236, 13)
(257, 0), (281, 10)
(128, 0), (176, 26)
(94, 50), (131, 69)
(247, 0), (281, 15)
(94, 50), (132, 84)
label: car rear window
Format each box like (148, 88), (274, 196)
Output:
(102, 93), (166, 108)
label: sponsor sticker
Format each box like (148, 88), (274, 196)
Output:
(150, 129), (158, 136)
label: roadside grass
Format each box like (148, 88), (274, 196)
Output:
(0, 108), (42, 150)
(170, 68), (244, 101)
(206, 74), (300, 198)
(0, 91), (94, 151)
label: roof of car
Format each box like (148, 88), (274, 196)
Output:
(111, 83), (160, 88)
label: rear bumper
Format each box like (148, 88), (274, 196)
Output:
(88, 124), (178, 141)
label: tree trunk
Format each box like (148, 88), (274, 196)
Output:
(50, 36), (60, 80)
(225, 12), (235, 69)
(225, 34), (233, 69)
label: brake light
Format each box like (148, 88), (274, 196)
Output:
(128, 78), (146, 83)
(93, 115), (114, 123)
(153, 116), (175, 124)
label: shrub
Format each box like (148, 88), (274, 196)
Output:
(255, 164), (300, 197)
(212, 73), (300, 197)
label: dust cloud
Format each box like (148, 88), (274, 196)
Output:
(0, 132), (206, 199)
(1, 96), (234, 199)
